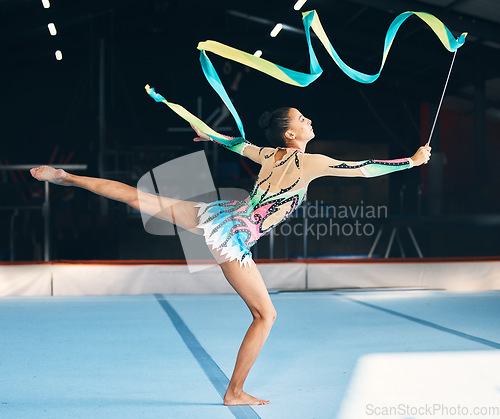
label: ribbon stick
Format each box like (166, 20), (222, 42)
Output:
(427, 50), (458, 146)
(147, 10), (467, 140)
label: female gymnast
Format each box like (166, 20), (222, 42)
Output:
(31, 107), (431, 405)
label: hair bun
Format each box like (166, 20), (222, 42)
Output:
(258, 111), (272, 130)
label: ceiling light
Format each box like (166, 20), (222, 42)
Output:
(55, 50), (62, 61)
(253, 50), (263, 58)
(41, 0), (50, 8)
(293, 0), (307, 11)
(48, 23), (57, 36)
(270, 23), (283, 38)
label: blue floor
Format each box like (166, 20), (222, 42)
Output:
(0, 290), (499, 418)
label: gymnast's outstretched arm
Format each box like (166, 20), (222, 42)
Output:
(303, 145), (431, 183)
(191, 124), (272, 165)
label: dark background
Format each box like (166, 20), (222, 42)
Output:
(1, 0), (499, 261)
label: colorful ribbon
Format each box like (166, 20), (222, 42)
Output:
(146, 10), (466, 141)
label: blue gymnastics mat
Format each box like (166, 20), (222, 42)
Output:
(1, 290), (499, 418)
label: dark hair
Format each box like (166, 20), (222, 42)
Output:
(258, 107), (291, 147)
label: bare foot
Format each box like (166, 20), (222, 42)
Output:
(30, 166), (69, 185)
(224, 390), (270, 406)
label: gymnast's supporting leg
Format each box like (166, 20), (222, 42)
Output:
(218, 257), (276, 405)
(30, 166), (201, 232)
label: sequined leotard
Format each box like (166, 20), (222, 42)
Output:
(197, 147), (306, 266)
(196, 136), (414, 267)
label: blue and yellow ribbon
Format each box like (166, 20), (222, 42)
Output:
(146, 10), (466, 142)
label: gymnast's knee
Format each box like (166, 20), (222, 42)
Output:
(253, 307), (277, 325)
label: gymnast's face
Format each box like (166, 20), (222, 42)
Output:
(285, 108), (315, 144)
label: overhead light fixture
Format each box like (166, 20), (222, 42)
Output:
(253, 50), (263, 58)
(48, 23), (57, 36)
(227, 10), (310, 37)
(41, 0), (50, 8)
(293, 0), (307, 11)
(55, 50), (62, 61)
(270, 23), (283, 38)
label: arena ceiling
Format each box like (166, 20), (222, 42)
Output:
(2, 0), (500, 106)
(1, 0), (500, 149)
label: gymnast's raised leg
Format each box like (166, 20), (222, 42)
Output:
(30, 165), (274, 405)
(30, 166), (201, 232)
